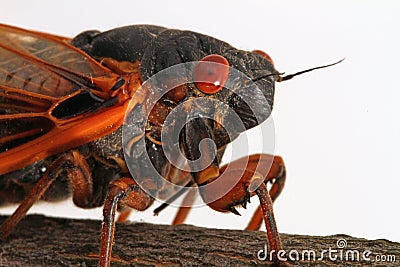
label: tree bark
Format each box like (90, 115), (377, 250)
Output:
(0, 215), (398, 266)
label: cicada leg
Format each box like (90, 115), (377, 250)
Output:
(172, 187), (197, 225)
(98, 177), (152, 267)
(0, 150), (96, 240)
(197, 153), (286, 263)
(116, 209), (132, 222)
(170, 154), (286, 231)
(245, 154), (286, 230)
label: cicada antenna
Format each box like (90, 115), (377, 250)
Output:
(278, 58), (345, 82)
(251, 58), (344, 83)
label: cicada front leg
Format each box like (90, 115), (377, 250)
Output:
(171, 154), (286, 230)
(198, 154), (286, 261)
(245, 154), (286, 230)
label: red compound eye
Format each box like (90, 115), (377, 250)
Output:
(253, 50), (274, 66)
(193, 54), (229, 94)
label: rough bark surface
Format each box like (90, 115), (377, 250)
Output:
(0, 215), (398, 266)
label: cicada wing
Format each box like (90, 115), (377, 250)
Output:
(0, 24), (121, 157)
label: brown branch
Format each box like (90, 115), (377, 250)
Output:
(0, 215), (399, 266)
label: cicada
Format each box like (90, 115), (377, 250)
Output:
(0, 24), (341, 266)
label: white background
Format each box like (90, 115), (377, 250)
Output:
(1, 0), (399, 244)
